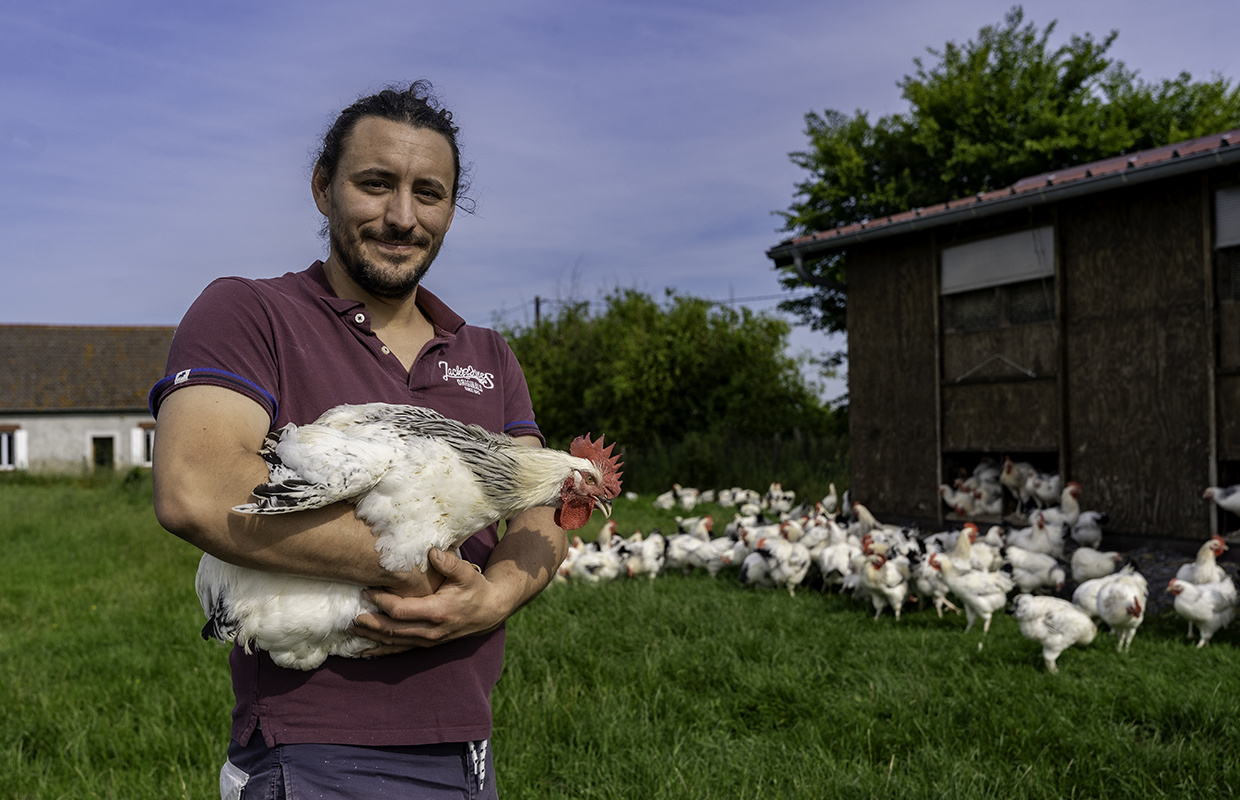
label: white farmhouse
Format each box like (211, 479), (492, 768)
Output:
(0, 325), (175, 473)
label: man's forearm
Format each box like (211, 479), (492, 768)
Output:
(484, 506), (568, 616)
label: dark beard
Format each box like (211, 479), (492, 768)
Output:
(328, 221), (443, 300)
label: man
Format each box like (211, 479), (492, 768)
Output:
(151, 81), (565, 799)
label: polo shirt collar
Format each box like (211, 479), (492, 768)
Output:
(305, 260), (467, 337)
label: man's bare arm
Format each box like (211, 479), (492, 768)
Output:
(152, 385), (429, 590)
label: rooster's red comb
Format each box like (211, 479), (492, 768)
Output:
(570, 433), (623, 499)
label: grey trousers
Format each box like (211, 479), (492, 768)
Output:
(221, 728), (497, 800)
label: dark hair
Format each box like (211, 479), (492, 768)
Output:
(314, 80), (473, 210)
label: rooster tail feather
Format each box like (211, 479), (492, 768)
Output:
(200, 593), (239, 644)
(232, 479), (339, 514)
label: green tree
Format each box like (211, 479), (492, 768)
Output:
(777, 5), (1240, 335)
(501, 289), (844, 492)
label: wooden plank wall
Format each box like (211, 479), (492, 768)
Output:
(941, 321), (1059, 452)
(846, 240), (939, 520)
(1059, 176), (1211, 537)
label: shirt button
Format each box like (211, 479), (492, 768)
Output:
(354, 313), (366, 324)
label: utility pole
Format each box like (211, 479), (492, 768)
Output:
(534, 296), (541, 327)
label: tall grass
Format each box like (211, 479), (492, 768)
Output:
(2, 475), (1237, 799)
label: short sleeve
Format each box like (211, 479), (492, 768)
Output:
(149, 277), (281, 422)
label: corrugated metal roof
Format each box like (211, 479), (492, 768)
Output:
(769, 128), (1240, 263)
(0, 325), (175, 413)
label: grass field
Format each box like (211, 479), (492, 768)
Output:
(2, 474), (1238, 799)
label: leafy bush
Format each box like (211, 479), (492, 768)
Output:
(502, 288), (845, 493)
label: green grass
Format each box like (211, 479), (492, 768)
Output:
(2, 475), (1238, 799)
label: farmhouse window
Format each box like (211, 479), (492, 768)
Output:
(131, 424), (156, 467)
(0, 427), (28, 471)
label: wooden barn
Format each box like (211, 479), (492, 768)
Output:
(767, 129), (1240, 540)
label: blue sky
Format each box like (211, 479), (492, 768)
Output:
(2, 1), (1237, 400)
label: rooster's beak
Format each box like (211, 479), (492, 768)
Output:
(596, 497), (613, 518)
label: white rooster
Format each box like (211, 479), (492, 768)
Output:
(1168, 577), (1237, 647)
(1009, 594), (1097, 674)
(197, 403), (622, 670)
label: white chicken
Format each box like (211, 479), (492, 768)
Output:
(1169, 537), (1229, 643)
(619, 531), (666, 580)
(753, 537), (813, 596)
(1025, 471), (1062, 509)
(677, 486), (702, 511)
(1070, 547), (1123, 584)
(1000, 457), (1036, 508)
(738, 550), (774, 589)
(851, 502), (884, 536)
(1009, 594), (1097, 674)
(570, 545), (624, 584)
(816, 539), (860, 593)
(861, 553), (911, 620)
(1070, 511), (1108, 548)
(1036, 482), (1081, 528)
(685, 535), (747, 578)
(912, 550), (959, 618)
(1003, 546), (1065, 595)
(675, 514), (714, 541)
(929, 553), (1015, 648)
(1174, 535), (1229, 585)
(652, 485), (679, 510)
(1203, 484), (1240, 515)
(822, 483), (839, 515)
(198, 403), (622, 670)
(1168, 577), (1237, 647)
(1006, 513), (1066, 559)
(1095, 568), (1148, 652)
(1072, 565), (1137, 620)
(938, 483), (977, 517)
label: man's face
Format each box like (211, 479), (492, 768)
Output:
(313, 116), (457, 300)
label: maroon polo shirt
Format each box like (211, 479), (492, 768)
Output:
(150, 261), (542, 747)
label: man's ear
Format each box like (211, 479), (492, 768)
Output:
(311, 164), (331, 216)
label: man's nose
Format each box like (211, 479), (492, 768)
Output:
(385, 191), (417, 230)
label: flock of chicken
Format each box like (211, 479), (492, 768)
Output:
(557, 462), (1240, 675)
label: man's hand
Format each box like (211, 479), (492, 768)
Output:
(349, 549), (510, 655)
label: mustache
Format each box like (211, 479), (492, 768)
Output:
(364, 225), (432, 248)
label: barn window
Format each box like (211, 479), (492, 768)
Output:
(1216, 186), (1240, 303)
(1219, 247), (1240, 303)
(940, 227), (1055, 332)
(1217, 186), (1240, 248)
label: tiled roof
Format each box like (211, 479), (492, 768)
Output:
(769, 128), (1240, 261)
(0, 325), (175, 413)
